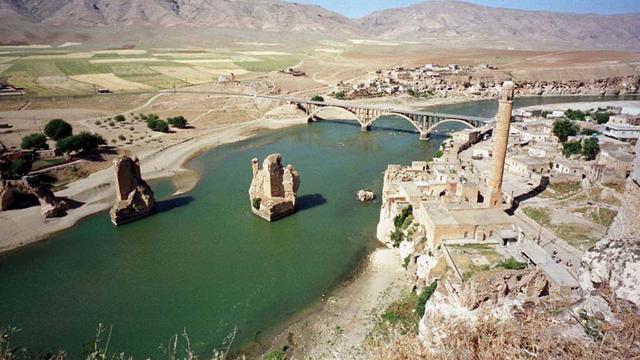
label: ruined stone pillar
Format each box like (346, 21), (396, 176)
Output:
(487, 81), (515, 208)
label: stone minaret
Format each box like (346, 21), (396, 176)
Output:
(487, 81), (515, 208)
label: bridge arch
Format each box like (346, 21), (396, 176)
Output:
(307, 106), (363, 125)
(425, 118), (477, 134)
(366, 113), (421, 132)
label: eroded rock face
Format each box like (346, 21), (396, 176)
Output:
(460, 269), (550, 310)
(580, 141), (640, 309)
(0, 176), (67, 218)
(109, 156), (155, 226)
(249, 154), (300, 221)
(357, 189), (375, 202)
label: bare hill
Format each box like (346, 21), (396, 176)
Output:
(0, 0), (357, 33)
(359, 0), (640, 50)
(1, 0), (640, 50)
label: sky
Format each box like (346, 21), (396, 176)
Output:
(289, 0), (640, 18)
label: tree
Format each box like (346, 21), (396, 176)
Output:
(147, 119), (169, 132)
(311, 95), (324, 102)
(582, 138), (600, 160)
(114, 114), (126, 122)
(594, 112), (611, 124)
(10, 157), (33, 177)
(44, 119), (73, 140)
(334, 91), (346, 100)
(167, 116), (188, 129)
(21, 133), (48, 150)
(562, 141), (582, 157)
(564, 109), (587, 121)
(56, 132), (106, 154)
(553, 119), (579, 142)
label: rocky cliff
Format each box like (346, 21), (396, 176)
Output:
(580, 141), (640, 308)
(109, 156), (155, 226)
(248, 154), (300, 221)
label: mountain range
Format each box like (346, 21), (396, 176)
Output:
(1, 0), (639, 50)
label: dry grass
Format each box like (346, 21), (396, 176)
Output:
(365, 292), (640, 360)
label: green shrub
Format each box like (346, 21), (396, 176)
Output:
(44, 119), (73, 140)
(311, 95), (324, 102)
(433, 150), (443, 158)
(582, 138), (600, 160)
(114, 114), (126, 122)
(594, 112), (611, 124)
(393, 205), (413, 229)
(564, 109), (587, 121)
(10, 157), (33, 177)
(390, 229), (404, 248)
(402, 256), (411, 269)
(415, 280), (438, 316)
(334, 91), (346, 100)
(497, 257), (527, 270)
(252, 198), (262, 209)
(118, 135), (126, 141)
(147, 119), (169, 133)
(95, 120), (102, 126)
(262, 349), (285, 360)
(21, 133), (48, 149)
(167, 116), (188, 129)
(562, 141), (582, 157)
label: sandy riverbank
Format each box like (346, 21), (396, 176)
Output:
(519, 100), (640, 114)
(243, 247), (411, 359)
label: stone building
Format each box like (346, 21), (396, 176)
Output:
(248, 154), (300, 221)
(109, 156), (155, 226)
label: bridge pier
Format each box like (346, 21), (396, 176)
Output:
(361, 124), (371, 132)
(419, 131), (430, 141)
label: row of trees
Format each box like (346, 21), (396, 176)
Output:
(145, 114), (188, 133)
(21, 119), (105, 155)
(564, 108), (613, 124)
(562, 138), (600, 160)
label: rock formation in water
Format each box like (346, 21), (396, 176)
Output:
(580, 140), (640, 310)
(248, 154), (300, 221)
(0, 176), (68, 218)
(357, 189), (375, 202)
(109, 156), (155, 226)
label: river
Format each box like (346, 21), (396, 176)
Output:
(0, 95), (637, 357)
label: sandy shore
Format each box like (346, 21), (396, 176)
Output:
(519, 100), (640, 114)
(244, 247), (411, 359)
(0, 112), (307, 253)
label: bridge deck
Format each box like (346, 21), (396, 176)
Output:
(292, 99), (492, 123)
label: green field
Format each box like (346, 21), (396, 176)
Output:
(0, 48), (303, 96)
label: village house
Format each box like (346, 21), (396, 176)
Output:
(603, 123), (640, 142)
(609, 114), (640, 126)
(598, 148), (635, 177)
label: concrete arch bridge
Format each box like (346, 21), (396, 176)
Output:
(294, 100), (491, 140)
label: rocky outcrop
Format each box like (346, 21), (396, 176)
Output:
(356, 189), (375, 202)
(460, 269), (550, 310)
(249, 154), (300, 221)
(580, 142), (640, 308)
(0, 176), (67, 218)
(109, 156), (155, 226)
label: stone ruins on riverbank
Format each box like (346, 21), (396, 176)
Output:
(0, 176), (67, 218)
(109, 155), (155, 226)
(249, 154), (300, 221)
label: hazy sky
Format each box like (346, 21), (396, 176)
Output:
(290, 0), (640, 18)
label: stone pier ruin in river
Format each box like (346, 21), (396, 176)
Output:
(109, 155), (155, 226)
(249, 154), (300, 221)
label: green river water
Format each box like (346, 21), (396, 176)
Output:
(0, 95), (636, 357)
